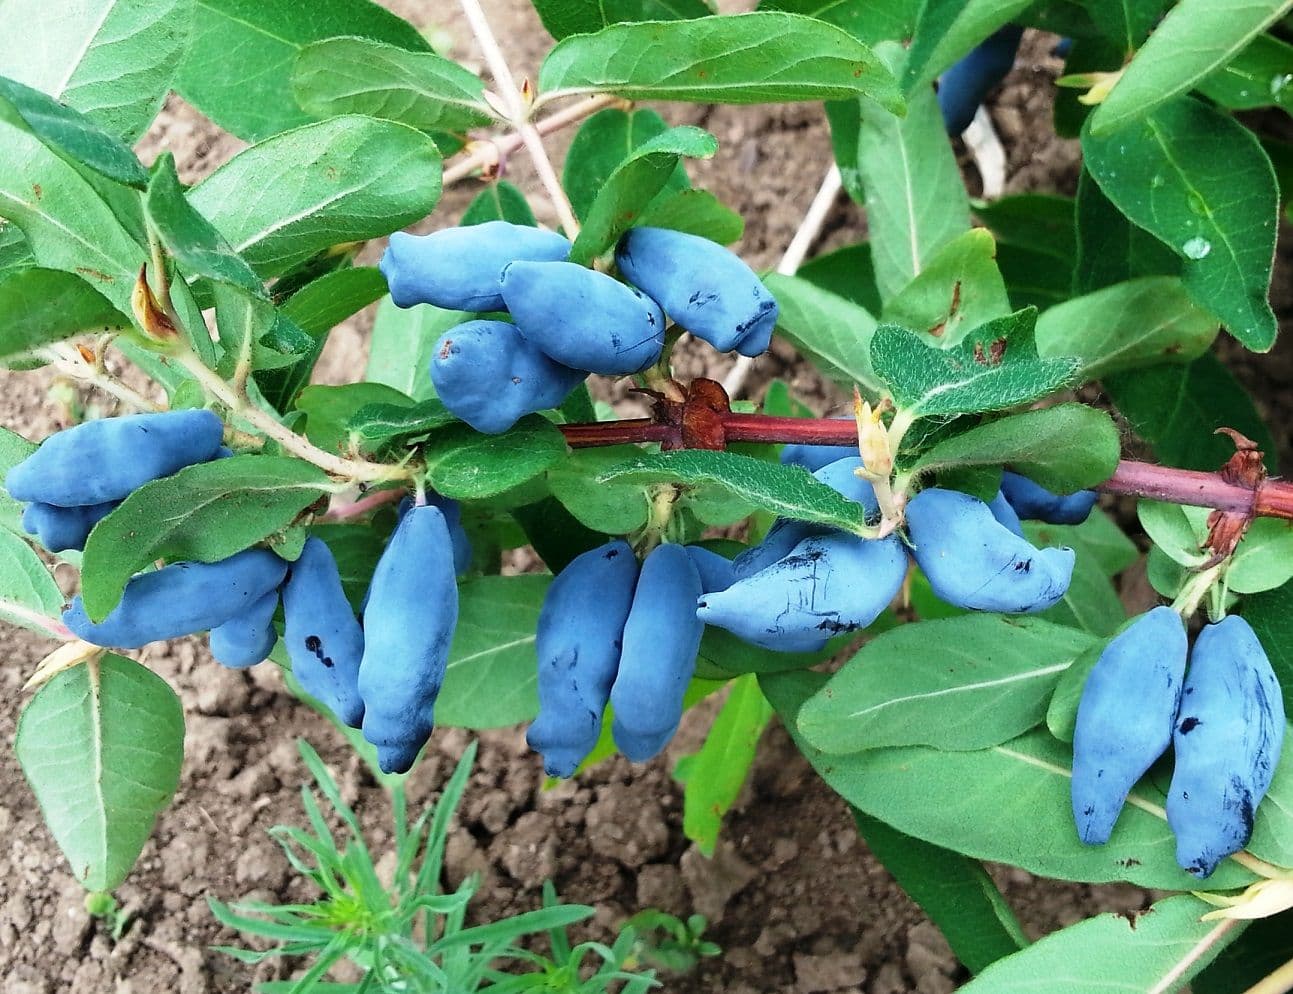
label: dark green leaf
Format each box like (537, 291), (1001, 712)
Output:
(1026, 522), (1127, 637)
(570, 126), (718, 265)
(16, 654), (184, 890)
(80, 455), (333, 620)
(348, 398), (455, 450)
(1193, 912), (1293, 994)
(1090, 0), (1292, 134)
(0, 267), (129, 360)
(597, 449), (870, 534)
(871, 309), (1079, 418)
(794, 241), (883, 315)
(902, 0), (1032, 92)
(1083, 99), (1279, 351)
(1086, 0), (1165, 52)
(293, 37), (494, 136)
(763, 273), (880, 390)
(563, 107), (685, 222)
(909, 405), (1120, 495)
(532, 0), (714, 41)
(310, 523), (384, 613)
(972, 193), (1076, 263)
(0, 75), (148, 187)
(1243, 580), (1293, 717)
(852, 810), (1028, 974)
(1197, 32), (1293, 110)
(800, 616), (1097, 754)
(538, 12), (904, 112)
(296, 382), (411, 454)
(1073, 167), (1180, 295)
(510, 496), (607, 574)
(461, 181), (536, 227)
(188, 117), (442, 279)
(177, 0), (430, 142)
(1045, 641), (1104, 743)
(1104, 352), (1277, 472)
(422, 416), (568, 500)
(0, 0), (190, 141)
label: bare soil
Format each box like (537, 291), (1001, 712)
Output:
(3, 5), (1291, 993)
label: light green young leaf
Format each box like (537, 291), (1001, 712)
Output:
(422, 417), (568, 500)
(1138, 500), (1211, 567)
(434, 575), (550, 729)
(0, 268), (129, 360)
(1083, 99), (1279, 352)
(0, 528), (66, 638)
(676, 673), (774, 857)
(762, 272), (881, 391)
(538, 12), (904, 112)
(292, 37), (495, 136)
(365, 296), (467, 401)
(1090, 0), (1293, 134)
(880, 228), (1011, 346)
(1227, 519), (1293, 594)
(16, 654), (184, 891)
(828, 80), (970, 301)
(799, 616), (1097, 754)
(547, 446), (652, 535)
(187, 116), (443, 278)
(0, 0), (190, 141)
(1035, 277), (1218, 380)
(177, 0), (430, 141)
(79, 455), (334, 621)
(569, 126), (718, 265)
(597, 449), (871, 535)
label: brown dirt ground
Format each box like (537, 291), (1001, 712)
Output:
(4, 5), (1293, 993)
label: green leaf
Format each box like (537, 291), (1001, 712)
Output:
(762, 670), (1284, 891)
(973, 195), (1077, 310)
(1194, 913), (1293, 994)
(1039, 510), (1139, 578)
(0, 218), (34, 276)
(0, 75), (149, 188)
(569, 126), (718, 265)
(1139, 500), (1210, 567)
(1083, 99), (1279, 351)
(1227, 519), (1293, 594)
(292, 37), (494, 136)
(0, 426), (36, 536)
(187, 116), (443, 278)
(562, 107), (685, 223)
(532, 0), (714, 40)
(1045, 642), (1105, 744)
(1244, 581), (1293, 716)
(211, 282), (276, 380)
(538, 12), (904, 112)
(1090, 0), (1293, 134)
(79, 455), (333, 621)
(902, 0), (1032, 92)
(0, 0), (190, 141)
(1025, 522), (1127, 637)
(434, 575), (550, 729)
(762, 273), (880, 391)
(852, 810), (1028, 975)
(1104, 353), (1277, 473)
(0, 118), (147, 316)
(1073, 167), (1181, 296)
(510, 496), (608, 574)
(0, 268), (129, 360)
(794, 240), (882, 315)
(0, 528), (65, 638)
(958, 895), (1239, 993)
(365, 296), (467, 401)
(1197, 32), (1293, 110)
(910, 406), (1120, 494)
(1035, 277), (1219, 381)
(675, 673), (773, 856)
(880, 229), (1011, 347)
(176, 0), (430, 142)
(799, 616), (1098, 754)
(16, 654), (184, 890)
(296, 382), (411, 454)
(347, 398), (455, 451)
(422, 417), (568, 500)
(597, 449), (871, 535)
(757, 0), (917, 47)
(871, 309), (1080, 419)
(1086, 0), (1165, 52)
(461, 181), (537, 227)
(636, 189), (744, 244)
(310, 523), (382, 613)
(547, 446), (652, 535)
(827, 80), (970, 301)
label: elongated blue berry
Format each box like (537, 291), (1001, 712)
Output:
(1167, 616), (1286, 877)
(22, 500), (117, 552)
(1071, 607), (1187, 845)
(358, 504), (459, 774)
(501, 260), (665, 375)
(64, 548), (288, 648)
(611, 544), (704, 761)
(430, 319), (586, 434)
(527, 540), (639, 777)
(906, 488), (1074, 613)
(615, 227), (779, 357)
(1000, 471), (1097, 525)
(283, 537), (365, 728)
(698, 532), (906, 653)
(6, 409), (224, 506)
(686, 545), (737, 594)
(937, 25), (1024, 135)
(988, 490), (1025, 538)
(209, 590), (280, 669)
(380, 222), (570, 311)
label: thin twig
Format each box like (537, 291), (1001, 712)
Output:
(1243, 956), (1293, 994)
(722, 163), (843, 400)
(38, 344), (164, 413)
(458, 0), (582, 236)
